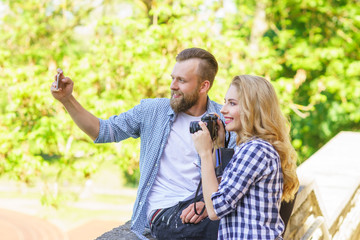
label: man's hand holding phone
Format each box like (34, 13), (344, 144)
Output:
(51, 68), (74, 102)
(53, 72), (61, 91)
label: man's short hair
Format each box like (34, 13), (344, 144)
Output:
(176, 48), (218, 88)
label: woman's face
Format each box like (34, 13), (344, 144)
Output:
(220, 85), (241, 133)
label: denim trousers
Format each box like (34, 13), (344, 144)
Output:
(150, 196), (219, 240)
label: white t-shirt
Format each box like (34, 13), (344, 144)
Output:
(146, 112), (202, 219)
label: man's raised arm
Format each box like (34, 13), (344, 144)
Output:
(51, 68), (99, 141)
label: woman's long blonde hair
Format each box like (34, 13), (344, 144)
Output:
(231, 75), (299, 202)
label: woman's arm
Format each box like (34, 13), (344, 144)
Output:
(191, 121), (220, 220)
(199, 150), (220, 220)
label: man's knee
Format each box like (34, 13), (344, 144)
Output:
(152, 212), (219, 240)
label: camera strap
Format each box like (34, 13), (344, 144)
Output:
(215, 147), (234, 177)
(224, 127), (231, 148)
(193, 178), (206, 216)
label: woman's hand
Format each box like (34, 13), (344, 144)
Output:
(214, 117), (225, 149)
(191, 121), (213, 158)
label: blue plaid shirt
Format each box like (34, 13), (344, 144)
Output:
(212, 138), (284, 240)
(94, 97), (236, 239)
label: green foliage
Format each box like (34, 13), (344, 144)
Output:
(267, 0), (360, 159)
(0, 0), (359, 207)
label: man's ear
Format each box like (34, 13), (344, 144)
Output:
(199, 80), (211, 93)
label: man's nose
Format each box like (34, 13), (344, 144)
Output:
(170, 80), (178, 90)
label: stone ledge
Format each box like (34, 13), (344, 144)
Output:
(95, 221), (154, 240)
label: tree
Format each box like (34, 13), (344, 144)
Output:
(0, 0), (359, 207)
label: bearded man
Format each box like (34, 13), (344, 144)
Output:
(51, 48), (236, 240)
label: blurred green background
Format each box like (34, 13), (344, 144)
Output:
(0, 0), (359, 207)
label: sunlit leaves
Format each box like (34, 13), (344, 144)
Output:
(0, 0), (359, 196)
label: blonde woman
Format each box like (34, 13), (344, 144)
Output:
(191, 75), (299, 239)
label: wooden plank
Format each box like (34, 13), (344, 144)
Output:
(296, 131), (360, 226)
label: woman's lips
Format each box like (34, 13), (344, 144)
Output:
(224, 118), (233, 124)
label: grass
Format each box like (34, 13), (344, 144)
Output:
(0, 161), (138, 232)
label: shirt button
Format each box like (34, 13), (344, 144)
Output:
(139, 201), (142, 205)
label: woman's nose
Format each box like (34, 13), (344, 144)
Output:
(220, 105), (226, 114)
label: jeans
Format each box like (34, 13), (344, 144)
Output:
(150, 197), (219, 240)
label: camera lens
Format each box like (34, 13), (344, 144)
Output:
(189, 121), (202, 134)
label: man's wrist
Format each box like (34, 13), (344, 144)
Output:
(60, 94), (75, 106)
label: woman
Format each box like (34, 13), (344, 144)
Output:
(191, 75), (299, 239)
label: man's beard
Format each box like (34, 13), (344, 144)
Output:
(170, 88), (200, 113)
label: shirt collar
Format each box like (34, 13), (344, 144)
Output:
(205, 96), (217, 114)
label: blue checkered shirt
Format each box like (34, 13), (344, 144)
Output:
(94, 97), (236, 239)
(211, 138), (284, 239)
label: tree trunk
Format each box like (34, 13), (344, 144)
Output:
(249, 0), (268, 55)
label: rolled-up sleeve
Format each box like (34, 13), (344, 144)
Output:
(94, 103), (143, 143)
(211, 143), (269, 218)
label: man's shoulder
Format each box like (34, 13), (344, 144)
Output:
(136, 98), (173, 118)
(208, 98), (223, 112)
(140, 98), (171, 108)
(140, 98), (169, 104)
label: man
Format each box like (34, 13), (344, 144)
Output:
(51, 48), (236, 239)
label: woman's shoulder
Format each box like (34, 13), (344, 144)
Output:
(237, 138), (278, 158)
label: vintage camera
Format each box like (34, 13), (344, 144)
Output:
(189, 113), (219, 140)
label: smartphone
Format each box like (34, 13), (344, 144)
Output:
(56, 73), (60, 90)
